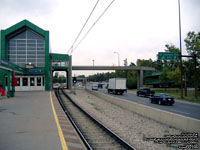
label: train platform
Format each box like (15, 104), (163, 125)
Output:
(0, 91), (86, 150)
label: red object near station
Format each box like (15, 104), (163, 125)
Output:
(0, 87), (5, 96)
(12, 71), (17, 86)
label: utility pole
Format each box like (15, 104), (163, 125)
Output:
(178, 0), (183, 98)
(194, 55), (198, 99)
(92, 59), (95, 66)
(124, 58), (128, 66)
(114, 52), (120, 66)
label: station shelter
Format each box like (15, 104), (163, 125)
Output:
(0, 19), (72, 97)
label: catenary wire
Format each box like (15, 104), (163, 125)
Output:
(70, 0), (115, 54)
(68, 0), (100, 54)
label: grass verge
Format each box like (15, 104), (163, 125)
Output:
(152, 89), (200, 104)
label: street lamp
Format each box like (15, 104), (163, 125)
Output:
(114, 52), (120, 66)
(92, 59), (95, 66)
(178, 0), (183, 98)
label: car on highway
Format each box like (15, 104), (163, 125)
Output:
(92, 84), (98, 90)
(137, 88), (155, 97)
(149, 94), (175, 105)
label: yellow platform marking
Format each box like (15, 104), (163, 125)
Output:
(50, 92), (68, 150)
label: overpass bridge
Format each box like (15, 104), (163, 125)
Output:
(72, 66), (155, 89)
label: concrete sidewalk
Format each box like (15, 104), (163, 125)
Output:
(0, 91), (61, 150)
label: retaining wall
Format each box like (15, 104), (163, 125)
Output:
(86, 88), (200, 134)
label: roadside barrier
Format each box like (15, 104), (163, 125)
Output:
(86, 88), (200, 134)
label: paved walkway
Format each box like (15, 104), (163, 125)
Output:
(0, 91), (61, 150)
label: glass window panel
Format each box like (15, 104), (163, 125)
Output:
(13, 32), (26, 39)
(22, 78), (28, 86)
(37, 44), (44, 47)
(8, 55), (16, 58)
(37, 51), (44, 54)
(27, 55), (36, 58)
(27, 40), (36, 44)
(37, 40), (44, 44)
(37, 77), (41, 86)
(17, 48), (26, 51)
(37, 48), (44, 51)
(27, 44), (36, 47)
(27, 47), (36, 51)
(9, 58), (16, 62)
(17, 78), (20, 86)
(37, 55), (44, 58)
(17, 58), (26, 62)
(27, 30), (44, 39)
(17, 51), (26, 55)
(30, 78), (35, 86)
(9, 44), (16, 47)
(27, 58), (36, 62)
(17, 44), (26, 47)
(27, 52), (36, 56)
(8, 47), (15, 51)
(7, 29), (45, 67)
(8, 51), (16, 54)
(17, 55), (25, 58)
(17, 40), (26, 44)
(37, 58), (44, 61)
(9, 40), (16, 44)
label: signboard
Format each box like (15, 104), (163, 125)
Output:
(157, 52), (179, 60)
(28, 69), (43, 73)
(25, 64), (34, 69)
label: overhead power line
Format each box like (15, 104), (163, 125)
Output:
(70, 0), (116, 54)
(68, 0), (100, 54)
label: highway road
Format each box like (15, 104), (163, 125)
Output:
(93, 88), (200, 120)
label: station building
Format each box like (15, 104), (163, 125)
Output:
(0, 20), (72, 96)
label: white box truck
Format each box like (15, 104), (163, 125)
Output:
(107, 78), (127, 95)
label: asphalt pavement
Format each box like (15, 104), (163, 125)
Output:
(96, 88), (200, 120)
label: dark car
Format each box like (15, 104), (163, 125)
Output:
(150, 94), (175, 105)
(137, 88), (155, 97)
(92, 84), (98, 90)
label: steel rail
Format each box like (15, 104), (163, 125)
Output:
(55, 88), (92, 150)
(60, 88), (135, 150)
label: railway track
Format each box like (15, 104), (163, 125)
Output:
(55, 88), (135, 150)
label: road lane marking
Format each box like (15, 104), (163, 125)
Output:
(50, 92), (68, 150)
(169, 109), (190, 115)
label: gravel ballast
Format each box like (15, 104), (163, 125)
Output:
(66, 89), (183, 150)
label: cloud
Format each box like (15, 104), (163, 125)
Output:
(0, 0), (56, 15)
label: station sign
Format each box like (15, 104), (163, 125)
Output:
(157, 52), (179, 60)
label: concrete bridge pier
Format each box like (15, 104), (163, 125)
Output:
(67, 55), (72, 90)
(137, 69), (143, 89)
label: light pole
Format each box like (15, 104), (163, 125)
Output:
(92, 59), (95, 66)
(114, 52), (120, 66)
(178, 0), (183, 99)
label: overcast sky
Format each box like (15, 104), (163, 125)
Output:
(0, 0), (200, 76)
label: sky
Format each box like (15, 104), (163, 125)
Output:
(0, 0), (200, 76)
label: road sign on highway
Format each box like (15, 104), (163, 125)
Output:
(157, 52), (179, 60)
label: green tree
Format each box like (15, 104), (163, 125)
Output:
(184, 31), (200, 58)
(136, 59), (156, 67)
(164, 43), (179, 53)
(168, 67), (181, 88)
(160, 68), (171, 87)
